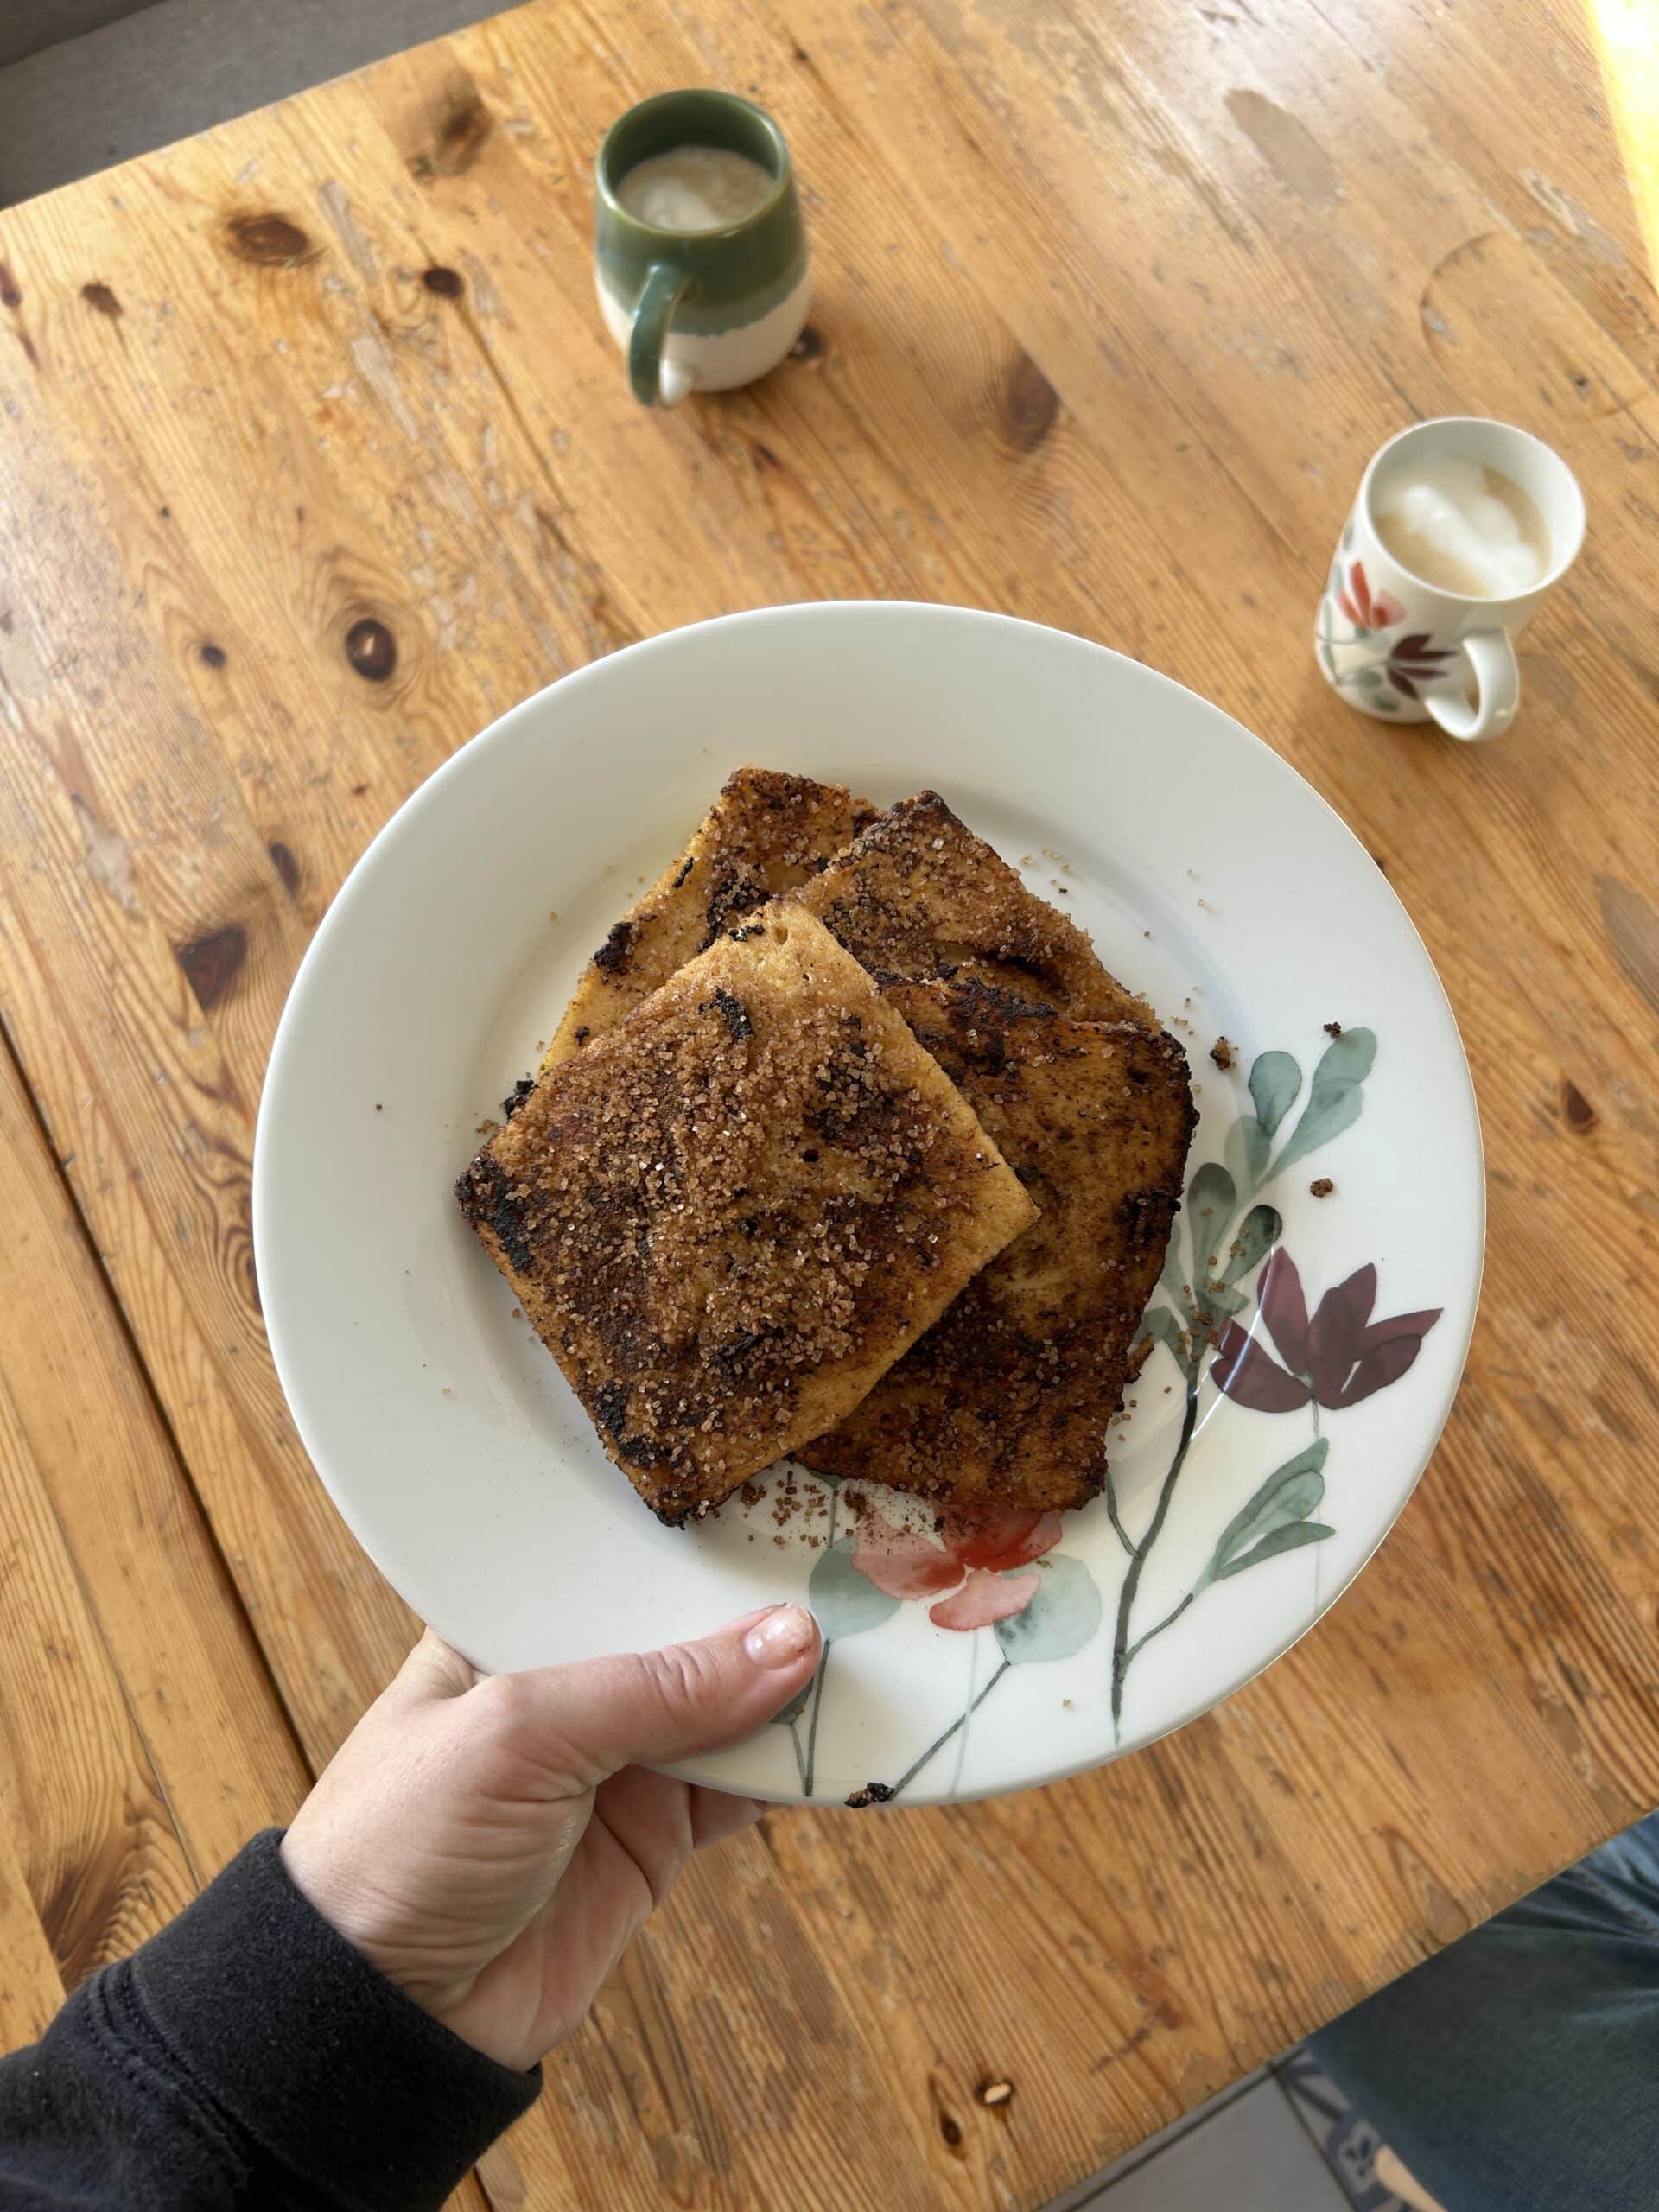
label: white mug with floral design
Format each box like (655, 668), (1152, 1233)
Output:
(1316, 417), (1585, 741)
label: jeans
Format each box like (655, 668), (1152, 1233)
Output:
(1310, 1811), (1659, 2211)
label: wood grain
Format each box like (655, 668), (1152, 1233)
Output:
(0, 1815), (64, 2054)
(0, 1026), (296, 1988)
(0, 0), (1656, 2203)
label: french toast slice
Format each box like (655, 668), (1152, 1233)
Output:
(799, 980), (1196, 1511)
(544, 767), (874, 1071)
(459, 912), (1037, 1524)
(792, 790), (1148, 1024)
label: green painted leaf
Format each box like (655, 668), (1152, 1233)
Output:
(1213, 1520), (1335, 1580)
(1274, 1080), (1363, 1172)
(1220, 1203), (1281, 1286)
(1342, 518), (1355, 551)
(1198, 1440), (1329, 1589)
(1371, 693), (1399, 712)
(1271, 1027), (1376, 1174)
(1224, 1112), (1270, 1198)
(1268, 1036), (1369, 1175)
(808, 1537), (901, 1639)
(1134, 1303), (1188, 1365)
(1329, 558), (1344, 597)
(1198, 1281), (1245, 1322)
(1318, 634), (1337, 680)
(1185, 1160), (1236, 1276)
(1314, 1027), (1377, 1086)
(1155, 1211), (1190, 1312)
(1354, 666), (1383, 689)
(994, 1554), (1103, 1664)
(1249, 1051), (1301, 1138)
(772, 1682), (813, 1727)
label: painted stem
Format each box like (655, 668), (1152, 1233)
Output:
(1122, 1588), (1196, 1671)
(800, 1638), (832, 1798)
(881, 1657), (1013, 1805)
(1104, 1469), (1136, 1559)
(1111, 1358), (1203, 1732)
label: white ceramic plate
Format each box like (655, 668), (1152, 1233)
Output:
(255, 603), (1482, 1807)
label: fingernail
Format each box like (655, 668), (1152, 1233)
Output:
(741, 1604), (816, 1670)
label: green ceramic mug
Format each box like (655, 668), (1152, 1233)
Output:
(594, 91), (810, 408)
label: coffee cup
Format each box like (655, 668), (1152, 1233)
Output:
(594, 90), (810, 409)
(1315, 417), (1586, 741)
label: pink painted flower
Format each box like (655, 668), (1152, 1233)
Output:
(850, 1503), (1063, 1630)
(1337, 561), (1405, 634)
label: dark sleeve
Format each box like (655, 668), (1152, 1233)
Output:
(0, 1828), (540, 2209)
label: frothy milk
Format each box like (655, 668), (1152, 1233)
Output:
(1374, 456), (1551, 599)
(617, 144), (774, 232)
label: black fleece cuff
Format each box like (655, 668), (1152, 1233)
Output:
(116, 1827), (539, 2210)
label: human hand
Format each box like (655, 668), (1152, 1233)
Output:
(280, 1605), (818, 2072)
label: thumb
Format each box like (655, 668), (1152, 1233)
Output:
(519, 1604), (820, 1782)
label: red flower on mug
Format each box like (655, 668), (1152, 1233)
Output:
(1211, 1250), (1441, 1413)
(850, 1503), (1063, 1630)
(1337, 561), (1405, 634)
(1385, 632), (1459, 701)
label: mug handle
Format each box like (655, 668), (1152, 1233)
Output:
(629, 263), (692, 408)
(1423, 630), (1518, 743)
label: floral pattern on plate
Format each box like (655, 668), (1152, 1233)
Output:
(779, 1025), (1443, 1804)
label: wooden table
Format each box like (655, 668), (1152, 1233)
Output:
(1, 1), (1656, 2202)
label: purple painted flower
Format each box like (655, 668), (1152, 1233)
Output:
(1211, 1250), (1441, 1413)
(1385, 632), (1459, 702)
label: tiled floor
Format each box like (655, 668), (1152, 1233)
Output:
(1050, 2053), (1417, 2212)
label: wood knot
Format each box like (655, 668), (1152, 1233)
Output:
(1560, 1077), (1596, 1132)
(439, 92), (493, 171)
(268, 841), (301, 896)
(413, 84), (494, 179)
(1000, 352), (1059, 453)
(423, 264), (465, 297)
(199, 642), (226, 668)
(344, 616), (397, 683)
(790, 322), (826, 363)
(0, 262), (21, 309)
(175, 922), (248, 1011)
(80, 282), (122, 317)
(226, 213), (315, 268)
